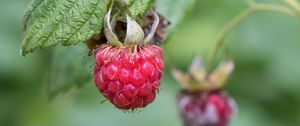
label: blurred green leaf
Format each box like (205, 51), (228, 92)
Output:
(127, 0), (135, 5)
(47, 45), (93, 99)
(157, 0), (196, 37)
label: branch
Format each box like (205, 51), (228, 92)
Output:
(282, 0), (300, 15)
(207, 2), (299, 72)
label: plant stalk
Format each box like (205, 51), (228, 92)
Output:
(207, 3), (299, 72)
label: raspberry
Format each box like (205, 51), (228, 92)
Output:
(177, 90), (236, 126)
(94, 44), (163, 110)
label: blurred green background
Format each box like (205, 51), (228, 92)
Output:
(1, 0), (300, 126)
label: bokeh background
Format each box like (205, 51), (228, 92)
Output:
(1, 0), (300, 126)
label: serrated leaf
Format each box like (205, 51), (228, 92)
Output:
(157, 0), (196, 37)
(47, 45), (93, 99)
(21, 0), (110, 56)
(129, 0), (154, 19)
(22, 0), (44, 32)
(21, 0), (155, 56)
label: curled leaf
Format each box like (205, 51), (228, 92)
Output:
(143, 12), (170, 45)
(124, 14), (145, 45)
(172, 57), (235, 92)
(209, 60), (234, 89)
(104, 2), (123, 46)
(144, 10), (160, 43)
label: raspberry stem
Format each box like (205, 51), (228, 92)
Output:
(207, 1), (300, 72)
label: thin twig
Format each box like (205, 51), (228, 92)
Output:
(207, 2), (299, 72)
(254, 2), (299, 17)
(282, 0), (300, 15)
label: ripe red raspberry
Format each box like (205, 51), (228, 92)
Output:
(177, 90), (236, 126)
(94, 44), (163, 110)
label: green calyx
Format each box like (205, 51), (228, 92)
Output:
(172, 57), (234, 92)
(104, 1), (159, 47)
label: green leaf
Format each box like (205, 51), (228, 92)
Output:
(47, 45), (93, 99)
(21, 0), (110, 56)
(128, 0), (154, 19)
(156, 0), (196, 37)
(127, 0), (135, 5)
(21, 0), (154, 56)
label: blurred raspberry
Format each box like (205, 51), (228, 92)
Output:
(177, 90), (237, 126)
